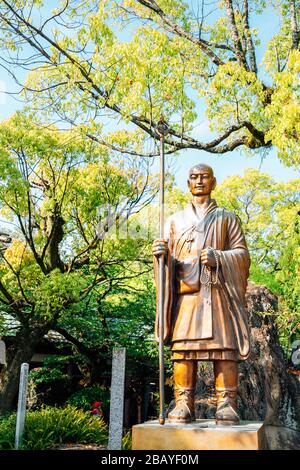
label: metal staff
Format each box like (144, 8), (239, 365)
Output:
(155, 115), (169, 426)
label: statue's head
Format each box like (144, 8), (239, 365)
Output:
(187, 163), (216, 196)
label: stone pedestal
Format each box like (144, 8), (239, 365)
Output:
(132, 419), (266, 450)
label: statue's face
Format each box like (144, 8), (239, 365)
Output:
(187, 165), (216, 196)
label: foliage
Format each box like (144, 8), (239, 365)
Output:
(0, 413), (15, 450)
(265, 50), (300, 166)
(29, 356), (73, 386)
(27, 355), (73, 408)
(276, 215), (300, 312)
(29, 367), (70, 386)
(249, 264), (282, 296)
(0, 113), (157, 413)
(1, 1), (300, 162)
(0, 406), (108, 450)
(0, 0), (300, 410)
(275, 214), (300, 348)
(213, 169), (300, 271)
(67, 386), (110, 417)
(122, 430), (132, 450)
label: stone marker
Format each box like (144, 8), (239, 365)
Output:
(15, 363), (29, 450)
(0, 340), (6, 364)
(108, 348), (126, 450)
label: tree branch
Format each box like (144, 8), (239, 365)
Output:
(225, 0), (248, 68)
(0, 280), (15, 305)
(1, 251), (32, 306)
(0, 0), (269, 155)
(290, 0), (300, 50)
(135, 0), (224, 66)
(243, 0), (257, 73)
(54, 326), (93, 357)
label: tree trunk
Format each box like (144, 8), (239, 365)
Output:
(0, 328), (46, 415)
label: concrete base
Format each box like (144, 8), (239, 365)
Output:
(132, 419), (266, 450)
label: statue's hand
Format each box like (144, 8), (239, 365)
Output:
(201, 248), (217, 267)
(152, 239), (168, 258)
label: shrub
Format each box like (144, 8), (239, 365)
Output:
(28, 356), (73, 407)
(0, 414), (16, 450)
(0, 405), (108, 450)
(122, 430), (132, 450)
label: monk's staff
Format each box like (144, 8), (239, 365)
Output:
(155, 116), (168, 425)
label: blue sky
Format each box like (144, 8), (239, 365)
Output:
(0, 0), (299, 189)
(169, 147), (299, 190)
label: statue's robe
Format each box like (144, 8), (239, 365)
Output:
(154, 200), (251, 361)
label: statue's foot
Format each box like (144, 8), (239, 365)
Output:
(215, 389), (239, 426)
(215, 403), (240, 426)
(168, 401), (195, 424)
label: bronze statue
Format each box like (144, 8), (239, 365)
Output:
(153, 163), (250, 425)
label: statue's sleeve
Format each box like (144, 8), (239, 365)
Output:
(153, 217), (174, 344)
(216, 212), (251, 359)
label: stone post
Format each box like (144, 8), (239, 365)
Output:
(108, 348), (126, 450)
(15, 363), (29, 450)
(0, 340), (6, 364)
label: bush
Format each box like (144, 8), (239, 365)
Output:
(67, 386), (110, 419)
(0, 405), (108, 450)
(28, 356), (73, 408)
(122, 430), (132, 450)
(0, 414), (16, 450)
(249, 264), (282, 295)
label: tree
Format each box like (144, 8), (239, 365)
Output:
(0, 112), (157, 414)
(1, 0), (300, 416)
(0, 1), (299, 163)
(275, 213), (300, 350)
(212, 168), (300, 270)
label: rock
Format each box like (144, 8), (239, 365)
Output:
(264, 426), (300, 450)
(195, 283), (300, 435)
